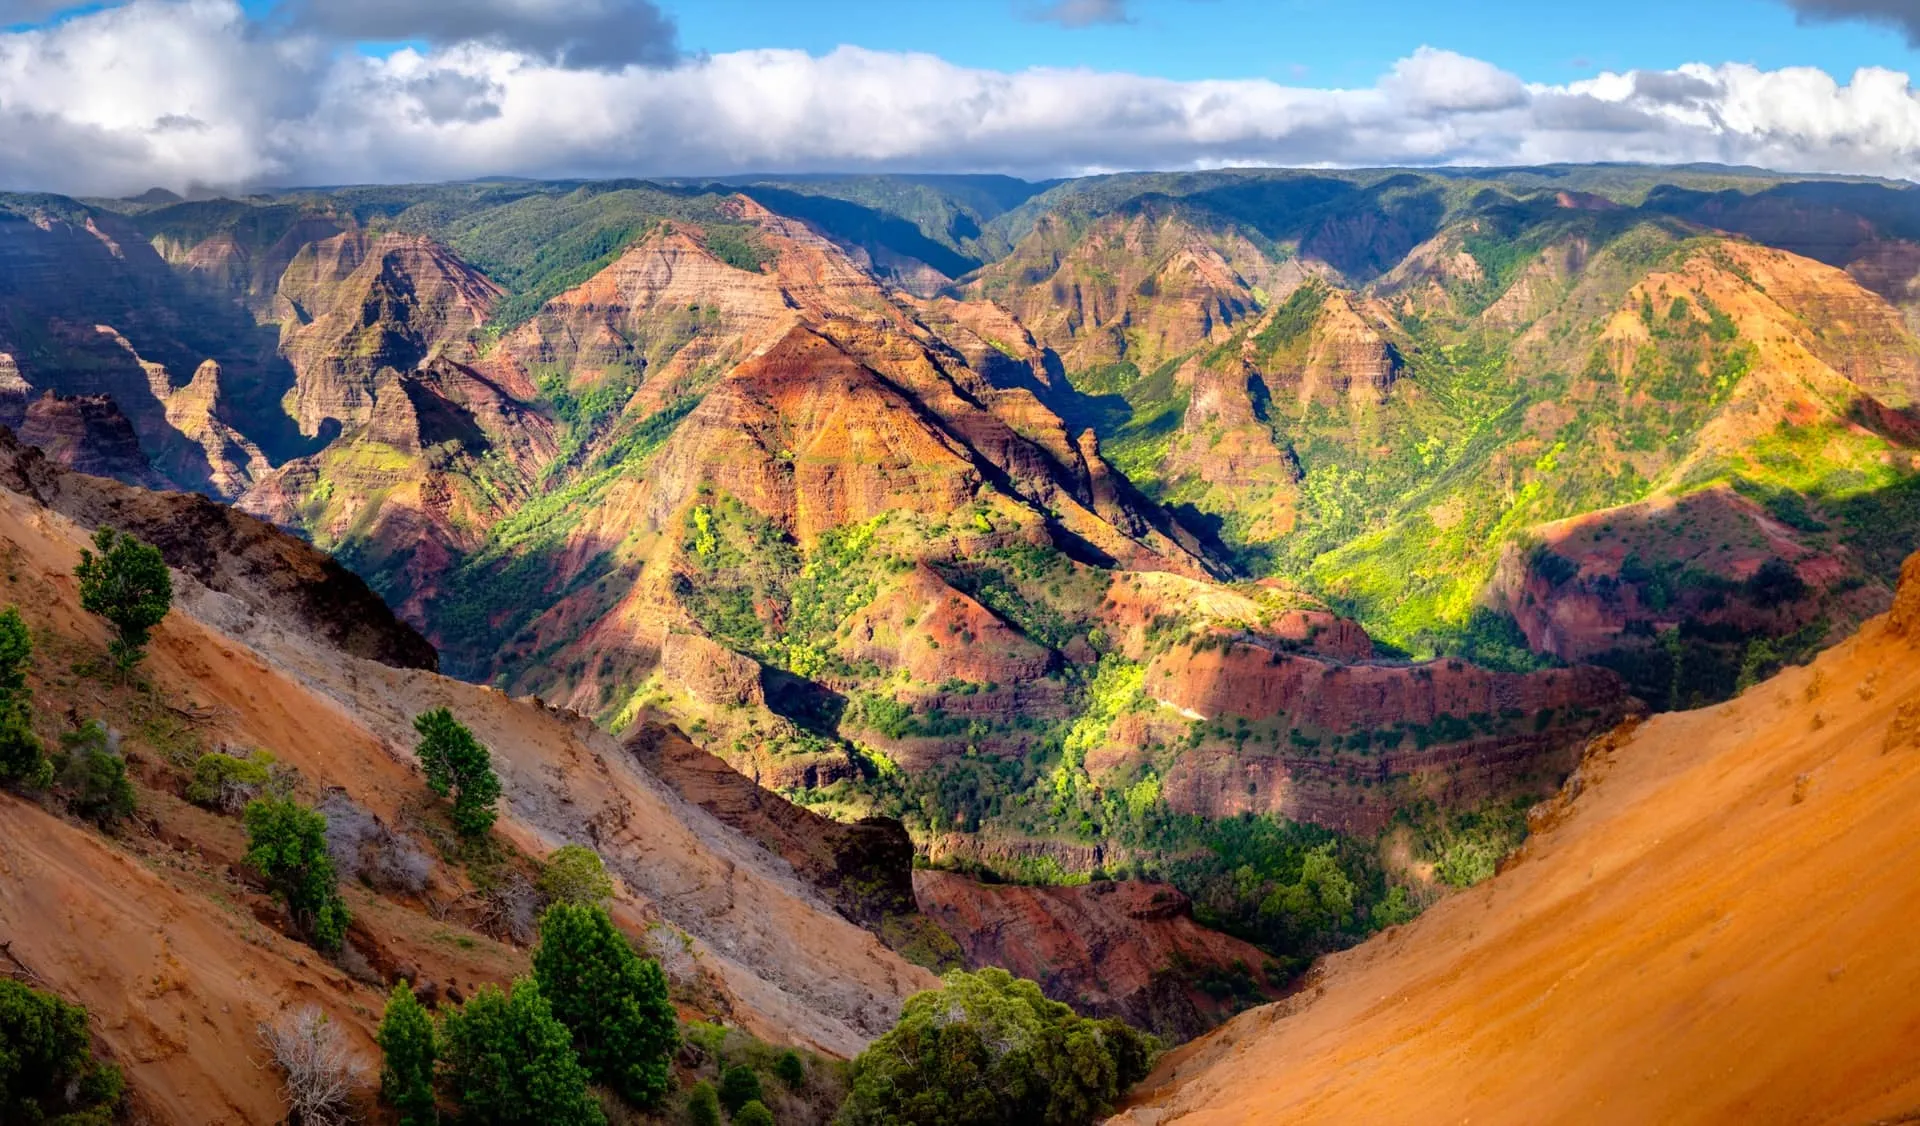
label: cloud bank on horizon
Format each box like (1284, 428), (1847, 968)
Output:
(4, 0), (1920, 196)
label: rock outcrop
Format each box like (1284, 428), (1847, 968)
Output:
(0, 426), (437, 670)
(913, 872), (1279, 1041)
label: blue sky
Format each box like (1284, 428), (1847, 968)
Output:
(667, 0), (1908, 87)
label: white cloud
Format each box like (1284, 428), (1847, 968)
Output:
(2, 0), (1920, 197)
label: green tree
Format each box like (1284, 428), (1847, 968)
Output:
(413, 708), (502, 838)
(55, 722), (134, 827)
(1258, 842), (1358, 941)
(839, 968), (1157, 1126)
(438, 979), (604, 1126)
(0, 605), (31, 698)
(538, 844), (614, 908)
(378, 980), (439, 1125)
(531, 903), (678, 1108)
(773, 1049), (805, 1089)
(0, 608), (47, 788)
(0, 979), (124, 1122)
(74, 527), (172, 672)
(244, 796), (351, 952)
(734, 1100), (775, 1126)
(718, 1064), (762, 1114)
(685, 1081), (721, 1126)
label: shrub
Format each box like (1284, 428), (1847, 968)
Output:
(538, 844), (615, 908)
(55, 722), (134, 827)
(0, 606), (41, 789)
(718, 1064), (762, 1114)
(186, 749), (274, 812)
(74, 526), (172, 672)
(378, 981), (439, 1126)
(0, 979), (124, 1123)
(259, 1006), (364, 1126)
(773, 1048), (805, 1088)
(413, 708), (502, 838)
(686, 1081), (721, 1126)
(245, 796), (352, 952)
(439, 978), (605, 1126)
(0, 703), (47, 788)
(532, 903), (678, 1108)
(734, 1100), (774, 1126)
(839, 968), (1157, 1126)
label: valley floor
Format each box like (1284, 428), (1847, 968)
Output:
(1114, 561), (1920, 1125)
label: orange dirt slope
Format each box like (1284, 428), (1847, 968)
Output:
(1114, 553), (1920, 1126)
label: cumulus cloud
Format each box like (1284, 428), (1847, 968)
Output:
(1787, 0), (1920, 43)
(1022, 0), (1132, 26)
(283, 0), (677, 68)
(4, 1), (1920, 196)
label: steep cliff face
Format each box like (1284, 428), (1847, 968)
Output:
(1109, 640), (1629, 833)
(913, 872), (1279, 1041)
(275, 231), (504, 436)
(1115, 552), (1920, 1126)
(965, 206), (1282, 378)
(9, 392), (162, 485)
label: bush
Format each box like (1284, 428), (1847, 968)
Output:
(439, 978), (605, 1126)
(186, 749), (275, 812)
(686, 1081), (721, 1126)
(840, 968), (1157, 1126)
(74, 526), (172, 672)
(259, 1006), (364, 1126)
(245, 796), (352, 952)
(532, 903), (678, 1108)
(0, 703), (47, 788)
(538, 844), (614, 908)
(0, 979), (124, 1123)
(773, 1048), (805, 1089)
(378, 981), (439, 1126)
(0, 608), (43, 789)
(55, 722), (134, 827)
(413, 708), (502, 838)
(718, 1064), (762, 1114)
(734, 1100), (774, 1126)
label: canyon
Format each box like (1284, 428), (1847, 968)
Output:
(1, 163), (1918, 1120)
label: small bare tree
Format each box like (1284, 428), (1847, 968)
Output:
(258, 1005), (365, 1125)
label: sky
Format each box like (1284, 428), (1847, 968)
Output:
(4, 0), (1920, 195)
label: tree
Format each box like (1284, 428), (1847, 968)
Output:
(438, 979), (604, 1126)
(531, 903), (678, 1108)
(840, 968), (1158, 1126)
(685, 1081), (721, 1126)
(0, 608), (46, 788)
(718, 1064), (762, 1114)
(734, 1100), (774, 1126)
(0, 605), (30, 699)
(0, 980), (124, 1122)
(413, 708), (501, 838)
(773, 1048), (805, 1089)
(538, 844), (614, 908)
(74, 527), (172, 672)
(378, 981), (439, 1125)
(55, 722), (134, 827)
(245, 796), (352, 952)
